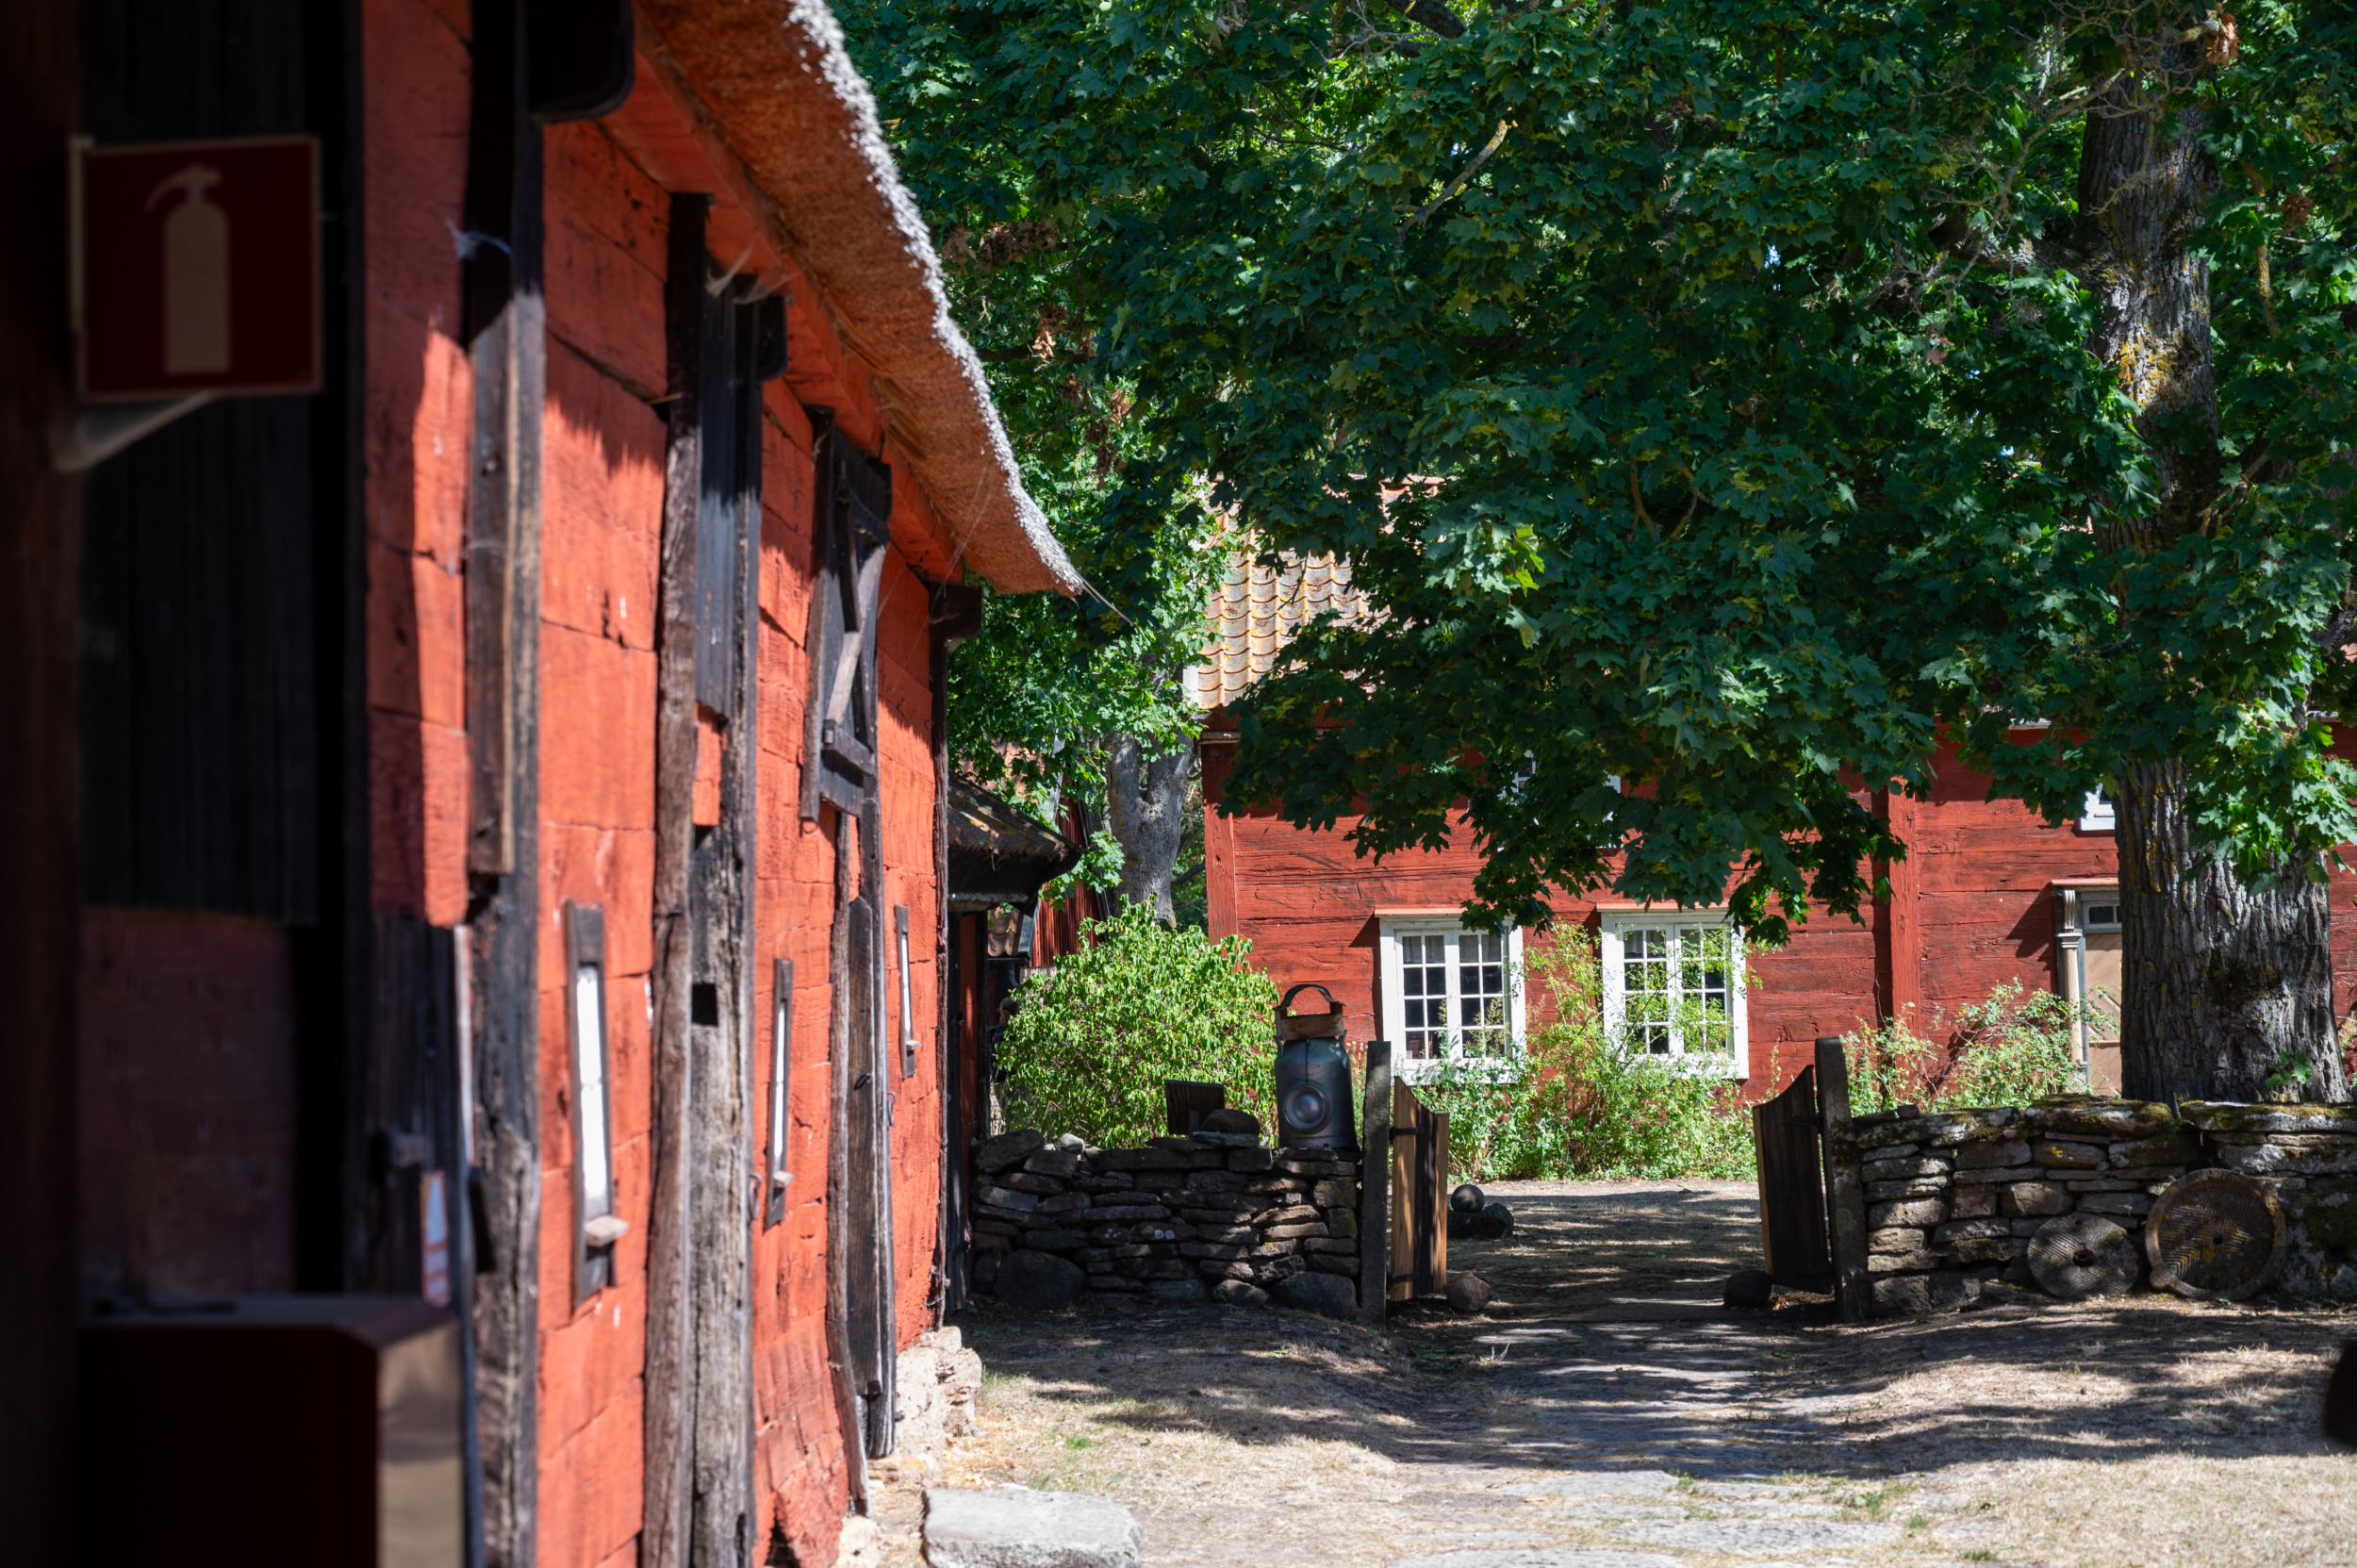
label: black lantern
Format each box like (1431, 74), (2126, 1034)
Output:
(1274, 983), (1355, 1150)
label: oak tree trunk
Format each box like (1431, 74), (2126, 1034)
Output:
(1106, 733), (1190, 924)
(2116, 763), (2344, 1101)
(2076, 75), (2343, 1103)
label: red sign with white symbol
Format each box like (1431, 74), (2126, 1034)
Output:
(77, 135), (321, 401)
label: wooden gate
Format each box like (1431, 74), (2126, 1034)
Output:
(1752, 1064), (1833, 1292)
(1388, 1082), (1447, 1300)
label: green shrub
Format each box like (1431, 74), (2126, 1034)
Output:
(997, 901), (1280, 1146)
(1420, 933), (1755, 1182)
(1842, 981), (2087, 1114)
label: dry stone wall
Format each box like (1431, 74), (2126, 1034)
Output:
(1849, 1096), (2357, 1313)
(968, 1128), (1360, 1309)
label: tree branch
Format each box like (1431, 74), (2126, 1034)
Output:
(1408, 120), (1511, 228)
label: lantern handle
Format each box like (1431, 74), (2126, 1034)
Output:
(1277, 982), (1340, 1016)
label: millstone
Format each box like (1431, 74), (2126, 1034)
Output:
(2145, 1169), (2283, 1301)
(2027, 1212), (2137, 1299)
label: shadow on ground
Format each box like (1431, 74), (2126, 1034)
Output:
(907, 1179), (2356, 1568)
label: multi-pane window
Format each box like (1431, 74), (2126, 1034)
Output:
(1599, 912), (1745, 1074)
(1381, 921), (1523, 1079)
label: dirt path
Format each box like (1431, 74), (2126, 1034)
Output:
(877, 1180), (2357, 1568)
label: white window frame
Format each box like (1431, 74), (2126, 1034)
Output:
(1377, 916), (1525, 1081)
(1598, 908), (1748, 1079)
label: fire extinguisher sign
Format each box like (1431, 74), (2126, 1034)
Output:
(74, 134), (321, 401)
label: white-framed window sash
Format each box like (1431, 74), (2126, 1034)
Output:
(1377, 917), (1525, 1081)
(1599, 909), (1748, 1079)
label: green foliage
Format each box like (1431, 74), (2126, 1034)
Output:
(1843, 982), (2087, 1114)
(841, 0), (2357, 946)
(996, 901), (1280, 1145)
(1421, 933), (1755, 1180)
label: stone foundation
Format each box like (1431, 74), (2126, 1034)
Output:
(969, 1128), (1360, 1308)
(1844, 1096), (2357, 1313)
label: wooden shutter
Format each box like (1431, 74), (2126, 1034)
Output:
(799, 421), (893, 820)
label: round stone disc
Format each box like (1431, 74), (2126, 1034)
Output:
(2028, 1213), (2138, 1300)
(2145, 1169), (2283, 1301)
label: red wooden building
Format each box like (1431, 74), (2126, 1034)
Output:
(3, 4), (1072, 1566)
(1195, 558), (2357, 1101)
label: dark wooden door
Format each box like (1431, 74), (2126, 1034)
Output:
(1753, 1064), (1834, 1291)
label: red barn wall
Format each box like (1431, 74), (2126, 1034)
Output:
(361, 10), (959, 1564)
(1206, 740), (2357, 1102)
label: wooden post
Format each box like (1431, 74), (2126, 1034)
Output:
(460, 5), (545, 1563)
(1816, 1037), (1871, 1323)
(1357, 1041), (1392, 1327)
(640, 191), (707, 1568)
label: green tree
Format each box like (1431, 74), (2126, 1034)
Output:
(848, 0), (2357, 1101)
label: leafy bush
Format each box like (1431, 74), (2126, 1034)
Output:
(1420, 933), (1755, 1182)
(997, 901), (1279, 1147)
(1843, 982), (2087, 1114)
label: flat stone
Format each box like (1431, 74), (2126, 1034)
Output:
(1032, 1192), (1090, 1215)
(1950, 1185), (1997, 1218)
(1274, 1270), (1357, 1318)
(2077, 1191), (2152, 1215)
(1867, 1197), (1946, 1228)
(975, 1130), (1045, 1174)
(2001, 1181), (2069, 1217)
(1211, 1278), (1269, 1307)
(2181, 1100), (2357, 1136)
(993, 1250), (1084, 1311)
(1863, 1155), (1951, 1180)
(2216, 1141), (2357, 1177)
(1023, 1146), (1085, 1179)
(1263, 1222), (1327, 1240)
(923, 1487), (1143, 1568)
(1201, 1106), (1261, 1136)
(1503, 1471), (1679, 1498)
(1949, 1235), (2027, 1263)
(1953, 1165), (2063, 1185)
(1956, 1140), (2033, 1169)
(1391, 1555), (1685, 1568)
(1192, 1131), (1259, 1147)
(976, 1184), (1041, 1213)
(1868, 1251), (1942, 1273)
(1146, 1278), (1206, 1304)
(1023, 1230), (1089, 1251)
(1866, 1177), (1950, 1200)
(1302, 1235), (1358, 1254)
(2110, 1131), (2202, 1166)
(2031, 1141), (2104, 1168)
(1867, 1226), (1927, 1253)
(1619, 1520), (1900, 1553)
(2031, 1097), (2178, 1138)
(1093, 1147), (1188, 1171)
(1227, 1147), (1277, 1172)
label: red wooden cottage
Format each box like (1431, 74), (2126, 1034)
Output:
(1195, 557), (2357, 1103)
(3, 4), (1071, 1566)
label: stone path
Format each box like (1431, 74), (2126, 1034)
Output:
(898, 1180), (2355, 1568)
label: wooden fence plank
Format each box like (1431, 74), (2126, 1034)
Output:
(1815, 1037), (1871, 1323)
(1358, 1041), (1392, 1326)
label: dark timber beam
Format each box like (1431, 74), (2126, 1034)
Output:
(461, 3), (546, 1564)
(643, 191), (707, 1568)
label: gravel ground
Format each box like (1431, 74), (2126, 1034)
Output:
(875, 1180), (2357, 1568)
